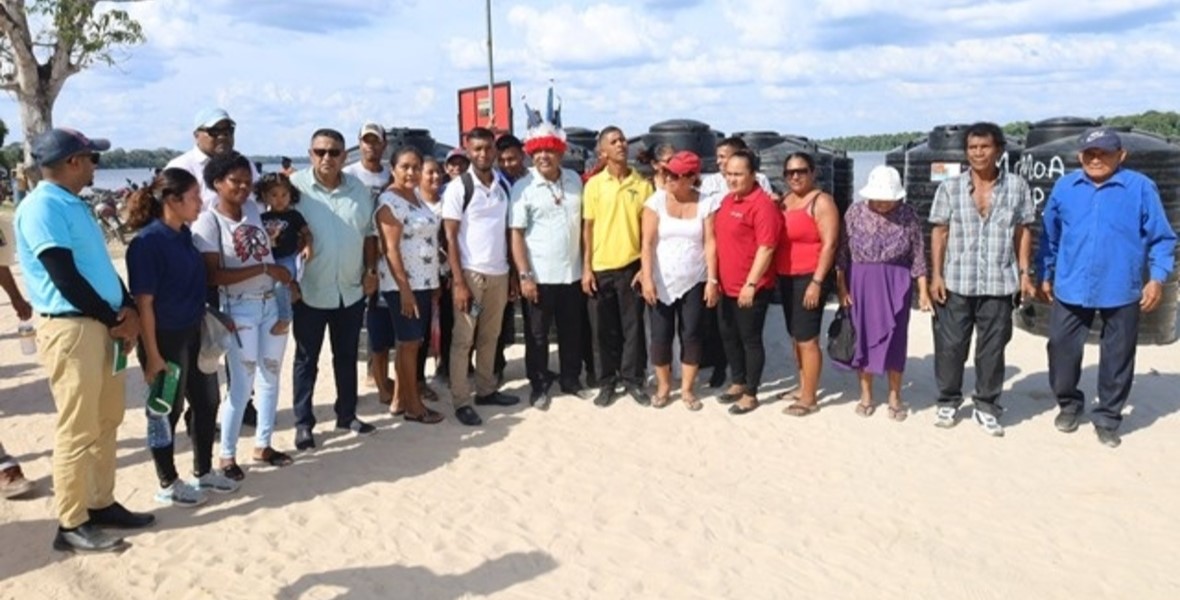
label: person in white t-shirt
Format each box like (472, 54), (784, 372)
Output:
(166, 108), (260, 212)
(698, 136), (774, 204)
(342, 122), (400, 406)
(441, 127), (520, 426)
(192, 152), (294, 480)
(640, 151), (720, 412)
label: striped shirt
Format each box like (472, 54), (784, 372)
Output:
(929, 171), (1034, 296)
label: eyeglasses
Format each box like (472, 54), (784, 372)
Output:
(311, 148), (343, 158)
(665, 172), (694, 181)
(201, 125), (235, 137)
(784, 168), (812, 178)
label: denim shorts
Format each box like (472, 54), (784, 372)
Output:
(366, 299), (396, 353)
(382, 289), (434, 343)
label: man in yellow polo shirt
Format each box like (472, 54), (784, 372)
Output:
(582, 126), (654, 407)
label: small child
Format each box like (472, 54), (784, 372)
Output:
(256, 173), (312, 335)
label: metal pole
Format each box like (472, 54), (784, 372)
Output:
(485, 0), (495, 128)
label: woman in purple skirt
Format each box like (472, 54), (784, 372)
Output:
(835, 166), (931, 421)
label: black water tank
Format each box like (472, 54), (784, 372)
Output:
(565, 127), (598, 152)
(562, 145), (590, 175)
(1016, 127), (1180, 344)
(386, 128), (437, 159)
(824, 145), (854, 215)
(1024, 117), (1101, 148)
(645, 119), (718, 173)
(755, 135), (834, 197)
(734, 130), (786, 152)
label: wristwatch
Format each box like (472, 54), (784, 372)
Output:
(520, 271), (535, 282)
(744, 282), (757, 289)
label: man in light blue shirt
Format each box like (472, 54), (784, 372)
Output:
(509, 124), (594, 409)
(1037, 127), (1176, 448)
(15, 128), (154, 552)
(289, 128), (379, 449)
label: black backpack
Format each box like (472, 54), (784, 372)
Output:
(459, 172), (511, 212)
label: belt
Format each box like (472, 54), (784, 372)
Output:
(224, 291), (276, 301)
(40, 311), (85, 319)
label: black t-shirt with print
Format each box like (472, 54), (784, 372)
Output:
(261, 209), (308, 259)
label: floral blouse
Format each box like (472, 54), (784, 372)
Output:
(837, 201), (928, 279)
(375, 190), (440, 292)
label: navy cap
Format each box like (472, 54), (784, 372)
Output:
(1078, 127), (1122, 152)
(30, 128), (111, 167)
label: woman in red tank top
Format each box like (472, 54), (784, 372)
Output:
(774, 153), (840, 416)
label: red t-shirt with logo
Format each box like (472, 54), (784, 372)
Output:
(715, 187), (782, 297)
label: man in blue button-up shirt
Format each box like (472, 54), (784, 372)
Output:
(1037, 127), (1176, 448)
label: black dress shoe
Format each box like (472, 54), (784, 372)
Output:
(294, 428), (316, 451)
(561, 385), (597, 400)
(1095, 426), (1122, 448)
(88, 502), (155, 529)
(474, 391), (520, 407)
(627, 387), (651, 407)
(53, 524), (126, 553)
(592, 386), (615, 407)
(529, 389), (551, 411)
(337, 419), (377, 436)
(1054, 410), (1082, 433)
(455, 406), (483, 426)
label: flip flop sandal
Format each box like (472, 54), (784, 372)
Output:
(254, 447), (294, 467)
(855, 402), (876, 417)
(717, 391), (743, 404)
(682, 397), (703, 412)
(404, 408), (444, 425)
(776, 387), (801, 401)
(728, 398), (759, 415)
(888, 403), (909, 422)
(783, 402), (819, 417)
(652, 395), (672, 409)
(220, 463), (246, 481)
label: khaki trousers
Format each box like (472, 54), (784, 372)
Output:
(449, 270), (509, 406)
(39, 317), (126, 528)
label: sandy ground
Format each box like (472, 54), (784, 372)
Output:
(2, 242), (1180, 599)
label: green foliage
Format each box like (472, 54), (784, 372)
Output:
(821, 111), (1180, 151)
(94, 148), (295, 169)
(26, 0), (145, 71)
(0, 118), (7, 146)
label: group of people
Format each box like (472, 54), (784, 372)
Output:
(1, 111), (1174, 553)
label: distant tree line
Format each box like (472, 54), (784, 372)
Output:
(0, 138), (289, 171)
(821, 110), (1180, 151)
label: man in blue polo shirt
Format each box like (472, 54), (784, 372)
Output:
(15, 128), (155, 553)
(1037, 127), (1177, 448)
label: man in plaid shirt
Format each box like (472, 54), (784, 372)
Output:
(928, 122), (1036, 437)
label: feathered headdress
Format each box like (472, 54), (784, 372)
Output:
(522, 82), (567, 155)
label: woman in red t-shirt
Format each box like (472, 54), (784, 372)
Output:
(774, 153), (840, 417)
(711, 149), (782, 415)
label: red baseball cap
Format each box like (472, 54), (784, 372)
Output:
(665, 151), (701, 176)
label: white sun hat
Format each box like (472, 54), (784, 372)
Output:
(858, 165), (906, 201)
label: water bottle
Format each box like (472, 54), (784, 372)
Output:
(146, 413), (173, 449)
(18, 320), (36, 355)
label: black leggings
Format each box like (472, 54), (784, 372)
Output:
(718, 290), (772, 396)
(137, 322), (218, 487)
(649, 282), (706, 366)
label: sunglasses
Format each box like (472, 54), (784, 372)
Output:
(784, 168), (812, 178)
(311, 148), (343, 158)
(665, 171), (695, 181)
(72, 152), (100, 165)
(201, 125), (235, 137)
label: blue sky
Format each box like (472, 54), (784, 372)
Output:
(2, 0), (1178, 154)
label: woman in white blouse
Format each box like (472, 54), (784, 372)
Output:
(375, 147), (444, 424)
(639, 151), (720, 411)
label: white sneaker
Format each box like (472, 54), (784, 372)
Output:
(155, 479), (206, 507)
(973, 409), (1004, 437)
(193, 471), (240, 494)
(934, 406), (958, 428)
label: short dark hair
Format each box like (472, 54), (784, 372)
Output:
(466, 127), (495, 143)
(963, 122), (1006, 151)
(597, 125), (624, 147)
(717, 136), (750, 152)
(310, 128), (346, 146)
(280, 157), (292, 167)
(783, 152), (815, 172)
(726, 149), (758, 174)
(203, 150), (253, 189)
(495, 134), (523, 152)
(254, 172), (301, 205)
(125, 168), (199, 231)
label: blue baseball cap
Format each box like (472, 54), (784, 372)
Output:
(30, 128), (111, 167)
(193, 107), (234, 130)
(1078, 127), (1122, 152)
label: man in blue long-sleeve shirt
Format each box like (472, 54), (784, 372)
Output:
(1037, 127), (1177, 448)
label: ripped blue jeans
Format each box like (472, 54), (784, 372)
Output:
(220, 293), (288, 459)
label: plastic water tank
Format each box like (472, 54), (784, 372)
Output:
(645, 119), (718, 173)
(825, 145), (854, 215)
(565, 127), (599, 152)
(734, 131), (786, 152)
(1016, 127), (1180, 344)
(755, 135), (834, 198)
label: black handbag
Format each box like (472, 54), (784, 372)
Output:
(827, 306), (856, 365)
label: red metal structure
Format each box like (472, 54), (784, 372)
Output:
(457, 81), (513, 142)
